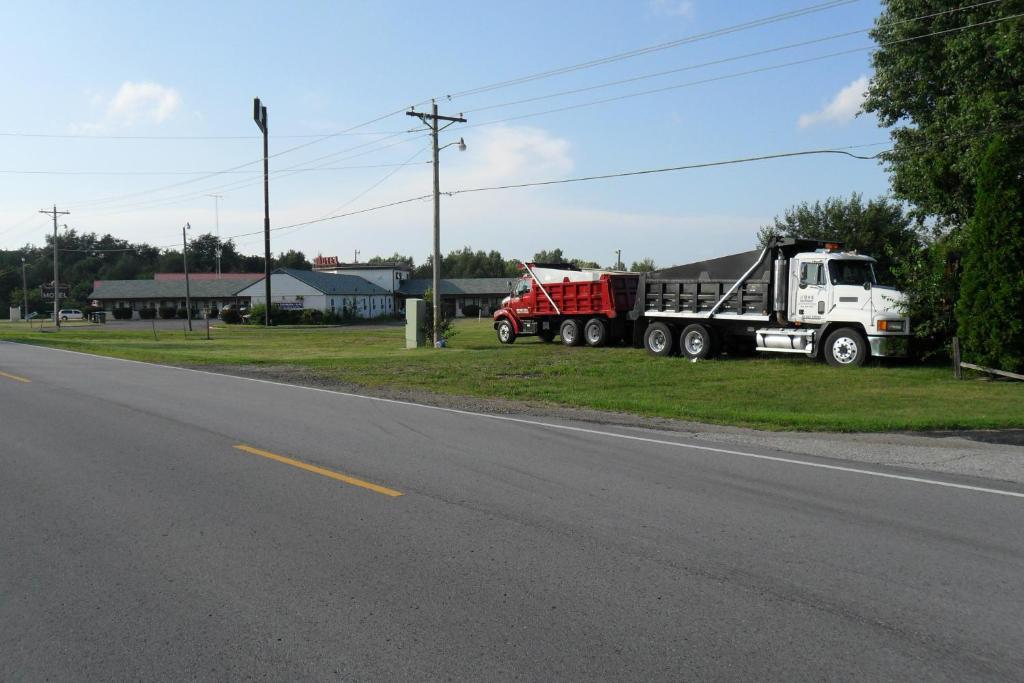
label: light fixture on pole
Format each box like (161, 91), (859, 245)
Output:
(406, 102), (467, 347)
(182, 221), (193, 332)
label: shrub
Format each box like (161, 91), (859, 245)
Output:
(208, 306), (219, 319)
(220, 308), (241, 324)
(461, 303), (481, 318)
(301, 309), (323, 325)
(158, 306), (178, 319)
(175, 307), (188, 319)
(139, 307), (157, 320)
(248, 303), (267, 325)
(112, 308), (133, 320)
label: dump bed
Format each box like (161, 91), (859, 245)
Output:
(532, 273), (639, 318)
(630, 248), (771, 319)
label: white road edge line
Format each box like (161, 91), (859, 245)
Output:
(8, 341), (1024, 500)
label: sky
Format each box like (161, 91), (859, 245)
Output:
(0, 0), (896, 267)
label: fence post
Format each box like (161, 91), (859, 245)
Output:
(952, 336), (962, 380)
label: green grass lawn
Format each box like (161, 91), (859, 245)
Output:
(1, 318), (1021, 432)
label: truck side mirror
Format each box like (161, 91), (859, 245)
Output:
(863, 281), (872, 290)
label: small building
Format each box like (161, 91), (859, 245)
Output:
(236, 268), (393, 318)
(312, 258), (412, 294)
(397, 278), (513, 317)
(88, 277), (258, 316)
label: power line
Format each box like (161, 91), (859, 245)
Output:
(445, 0), (860, 100)
(0, 161), (432, 176)
(460, 11), (1024, 131)
(0, 130), (407, 140)
(462, 0), (1008, 115)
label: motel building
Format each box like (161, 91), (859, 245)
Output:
(237, 268), (393, 318)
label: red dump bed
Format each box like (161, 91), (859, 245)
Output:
(531, 273), (638, 318)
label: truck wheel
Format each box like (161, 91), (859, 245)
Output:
(584, 318), (607, 347)
(644, 322), (674, 357)
(560, 319), (583, 346)
(824, 327), (867, 367)
(537, 328), (555, 343)
(680, 324), (715, 360)
(496, 319), (516, 344)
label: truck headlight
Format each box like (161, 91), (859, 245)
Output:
(877, 319), (904, 332)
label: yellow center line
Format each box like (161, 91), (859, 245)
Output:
(232, 444), (403, 497)
(0, 370), (31, 383)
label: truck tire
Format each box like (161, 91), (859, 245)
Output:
(560, 319), (583, 346)
(584, 318), (608, 347)
(496, 319), (516, 344)
(824, 327), (867, 367)
(644, 322), (674, 357)
(537, 328), (555, 343)
(680, 324), (715, 360)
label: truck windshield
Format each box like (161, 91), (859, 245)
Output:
(828, 260), (876, 286)
(513, 280), (531, 296)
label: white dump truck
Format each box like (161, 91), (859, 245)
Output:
(628, 237), (911, 366)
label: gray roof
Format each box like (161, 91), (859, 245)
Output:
(269, 268), (390, 295)
(398, 278), (513, 297)
(89, 278), (259, 300)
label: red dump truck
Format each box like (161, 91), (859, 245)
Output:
(492, 263), (639, 346)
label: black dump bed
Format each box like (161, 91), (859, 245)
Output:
(630, 248), (771, 319)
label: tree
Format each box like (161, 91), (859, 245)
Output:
(863, 1), (1024, 228)
(630, 258), (656, 272)
(367, 253), (414, 268)
(757, 193), (919, 285)
(532, 248), (566, 263)
(276, 249), (311, 270)
(955, 136), (1024, 372)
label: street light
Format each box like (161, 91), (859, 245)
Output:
(182, 222), (193, 332)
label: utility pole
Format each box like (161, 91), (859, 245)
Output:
(407, 101), (466, 346)
(39, 205), (69, 328)
(353, 249), (360, 264)
(21, 257), (28, 322)
(182, 222), (193, 332)
(615, 249), (622, 271)
(253, 97), (271, 326)
(208, 194), (222, 278)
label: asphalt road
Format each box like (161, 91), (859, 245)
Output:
(2, 342), (1023, 681)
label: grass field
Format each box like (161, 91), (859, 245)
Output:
(1, 318), (1021, 432)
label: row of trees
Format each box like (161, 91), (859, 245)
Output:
(0, 231), (314, 315)
(761, 1), (1023, 372)
(366, 247), (657, 280)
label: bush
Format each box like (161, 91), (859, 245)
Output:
(461, 304), (481, 318)
(139, 307), (157, 320)
(158, 306), (178, 319)
(248, 303), (267, 325)
(112, 308), (133, 320)
(175, 307), (188, 319)
(208, 306), (219, 319)
(220, 308), (241, 324)
(421, 289), (457, 344)
(301, 309), (324, 325)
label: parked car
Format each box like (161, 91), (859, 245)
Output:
(57, 309), (84, 321)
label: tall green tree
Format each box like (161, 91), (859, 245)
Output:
(630, 257), (657, 272)
(863, 1), (1024, 228)
(757, 193), (919, 284)
(955, 136), (1024, 372)
(276, 249), (312, 270)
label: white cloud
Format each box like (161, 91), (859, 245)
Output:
(797, 75), (868, 128)
(651, 0), (695, 19)
(107, 81), (182, 124)
(71, 80), (182, 133)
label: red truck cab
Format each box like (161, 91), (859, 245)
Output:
(493, 263), (638, 347)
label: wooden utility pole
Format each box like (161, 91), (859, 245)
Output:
(406, 101), (466, 346)
(39, 205), (69, 328)
(182, 222), (193, 332)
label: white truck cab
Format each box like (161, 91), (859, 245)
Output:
(786, 250), (910, 361)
